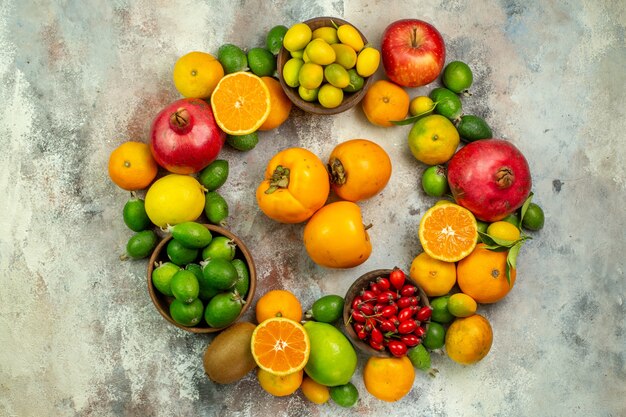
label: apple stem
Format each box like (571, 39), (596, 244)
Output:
(411, 28), (419, 48)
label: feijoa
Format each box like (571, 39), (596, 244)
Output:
(199, 159), (229, 191)
(168, 221), (212, 249)
(204, 292), (243, 328)
(266, 25), (288, 55)
(442, 61), (473, 93)
(170, 298), (204, 327)
(126, 230), (157, 259)
(204, 191), (229, 226)
(170, 269), (200, 303)
(202, 236), (236, 261)
(307, 295), (344, 323)
(201, 257), (238, 290)
(123, 195), (151, 232)
(231, 258), (250, 297)
(151, 261), (180, 296)
(456, 115), (493, 142)
(430, 87), (462, 121)
(166, 239), (199, 266)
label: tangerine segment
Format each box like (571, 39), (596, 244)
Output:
(418, 203), (477, 262)
(210, 72), (270, 135)
(251, 317), (310, 376)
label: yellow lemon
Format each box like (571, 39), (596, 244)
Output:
(144, 174), (206, 227)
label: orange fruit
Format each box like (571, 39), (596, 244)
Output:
(258, 76), (292, 131)
(445, 314), (493, 365)
(409, 252), (456, 297)
(255, 289), (303, 323)
(210, 71), (271, 135)
(300, 376), (330, 404)
(361, 79), (409, 127)
(457, 243), (516, 303)
(363, 356), (415, 402)
(251, 317), (310, 376)
(257, 369), (304, 397)
(108, 141), (158, 191)
(172, 51), (224, 98)
(418, 203), (478, 262)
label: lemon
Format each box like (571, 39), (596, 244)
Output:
(304, 39), (336, 65)
(337, 24), (364, 52)
(409, 96), (435, 117)
(331, 43), (357, 69)
(447, 293), (478, 318)
(283, 23), (312, 52)
(408, 114), (460, 165)
(298, 62), (324, 89)
(145, 174), (206, 227)
(318, 84), (343, 108)
(487, 221), (521, 242)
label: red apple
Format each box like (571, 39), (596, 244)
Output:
(381, 19), (446, 87)
(150, 98), (225, 174)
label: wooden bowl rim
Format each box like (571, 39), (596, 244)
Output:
(276, 16), (374, 115)
(146, 224), (257, 334)
(342, 268), (430, 357)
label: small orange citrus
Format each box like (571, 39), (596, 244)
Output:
(363, 356), (415, 402)
(257, 368), (303, 396)
(173, 51), (224, 98)
(259, 76), (292, 131)
(456, 243), (516, 303)
(255, 289), (303, 323)
(445, 314), (493, 365)
(108, 141), (158, 191)
(361, 79), (409, 127)
(409, 252), (456, 297)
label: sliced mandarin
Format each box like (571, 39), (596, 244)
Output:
(251, 317), (310, 376)
(418, 203), (478, 262)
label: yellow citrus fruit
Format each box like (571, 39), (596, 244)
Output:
(258, 76), (292, 131)
(257, 369), (303, 397)
(486, 221), (521, 242)
(337, 24), (364, 52)
(356, 47), (380, 77)
(283, 23), (312, 52)
(409, 252), (456, 297)
(362, 80), (410, 127)
(255, 289), (303, 323)
(144, 174), (206, 228)
(408, 114), (460, 165)
(445, 314), (493, 365)
(300, 376), (330, 404)
(172, 51), (224, 99)
(363, 356), (415, 402)
(251, 317), (310, 376)
(409, 96), (435, 117)
(447, 293), (478, 317)
(108, 141), (158, 191)
(418, 203), (478, 262)
(210, 72), (271, 135)
(457, 243), (516, 303)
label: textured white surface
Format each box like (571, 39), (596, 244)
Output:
(0, 1), (624, 416)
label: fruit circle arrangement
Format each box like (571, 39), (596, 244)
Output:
(109, 17), (546, 407)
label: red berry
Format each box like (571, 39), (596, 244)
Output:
(369, 282), (382, 294)
(416, 306), (433, 321)
(369, 338), (384, 351)
(409, 296), (419, 307)
(362, 290), (377, 302)
(387, 340), (408, 357)
(397, 306), (417, 322)
(398, 320), (417, 334)
(357, 330), (368, 340)
(359, 302), (374, 316)
(389, 267), (406, 290)
(381, 305), (398, 318)
(396, 296), (412, 309)
(376, 277), (391, 291)
(353, 323), (365, 333)
(400, 284), (417, 297)
(351, 310), (366, 323)
(364, 317), (377, 332)
(400, 334), (420, 347)
(379, 319), (396, 332)
(370, 327), (384, 344)
(414, 326), (427, 338)
(389, 315), (400, 327)
(351, 296), (364, 310)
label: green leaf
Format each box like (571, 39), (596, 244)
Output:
(520, 192), (534, 225)
(478, 231), (516, 248)
(390, 102), (438, 126)
(505, 242), (523, 285)
(482, 245), (511, 253)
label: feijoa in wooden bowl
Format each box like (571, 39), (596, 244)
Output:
(343, 269), (430, 357)
(147, 224), (256, 334)
(277, 16), (374, 115)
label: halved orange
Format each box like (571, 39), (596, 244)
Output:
(418, 203), (478, 262)
(210, 71), (271, 135)
(251, 317), (310, 376)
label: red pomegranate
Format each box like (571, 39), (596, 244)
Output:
(150, 98), (225, 174)
(447, 139), (532, 222)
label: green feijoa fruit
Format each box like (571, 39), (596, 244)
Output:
(226, 132), (259, 152)
(201, 257), (238, 290)
(168, 222), (212, 249)
(423, 322), (445, 350)
(202, 236), (236, 261)
(324, 63), (350, 89)
(126, 230), (158, 259)
(522, 203), (545, 231)
(407, 344), (431, 371)
(170, 298), (204, 327)
(199, 159), (229, 191)
(442, 60), (473, 93)
(343, 69), (364, 93)
(329, 382), (359, 408)
(204, 292), (243, 328)
(218, 43), (248, 74)
(456, 115), (493, 142)
(430, 295), (454, 324)
(247, 47), (276, 77)
(231, 258), (250, 297)
(430, 87), (462, 120)
(421, 165), (449, 197)
(307, 295), (344, 323)
(266, 25), (288, 55)
(123, 195), (151, 232)
(188, 262), (220, 300)
(170, 269), (200, 303)
(166, 239), (199, 266)
(151, 261), (180, 297)
(204, 191), (229, 226)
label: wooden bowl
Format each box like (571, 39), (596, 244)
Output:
(342, 269), (430, 357)
(147, 224), (256, 334)
(277, 16), (374, 115)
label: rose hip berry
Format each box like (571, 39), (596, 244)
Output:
(416, 306), (433, 321)
(389, 267), (406, 290)
(400, 284), (417, 297)
(398, 320), (418, 334)
(388, 340), (408, 357)
(376, 277), (391, 291)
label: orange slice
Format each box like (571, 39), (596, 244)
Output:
(251, 317), (310, 376)
(418, 203), (478, 262)
(210, 71), (271, 135)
